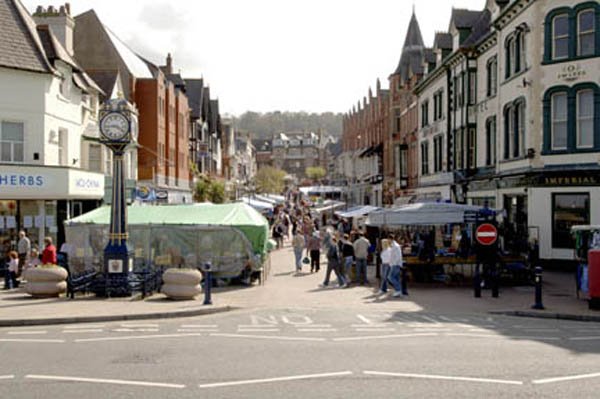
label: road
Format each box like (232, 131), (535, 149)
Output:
(2, 306), (600, 398)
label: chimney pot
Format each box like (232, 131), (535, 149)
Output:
(47, 5), (55, 13)
(35, 5), (44, 14)
(59, 5), (66, 15)
(65, 3), (71, 15)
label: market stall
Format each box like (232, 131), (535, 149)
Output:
(335, 205), (382, 229)
(238, 196), (274, 213)
(64, 203), (270, 279)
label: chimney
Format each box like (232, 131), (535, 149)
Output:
(166, 53), (173, 75)
(33, 3), (75, 56)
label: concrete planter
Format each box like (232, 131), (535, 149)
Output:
(23, 266), (68, 298)
(161, 268), (202, 300)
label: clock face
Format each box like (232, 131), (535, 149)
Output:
(100, 112), (129, 141)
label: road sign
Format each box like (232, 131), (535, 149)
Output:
(476, 223), (498, 246)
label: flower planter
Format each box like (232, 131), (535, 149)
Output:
(161, 268), (202, 300)
(23, 266), (67, 298)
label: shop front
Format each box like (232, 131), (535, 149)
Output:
(0, 165), (104, 253)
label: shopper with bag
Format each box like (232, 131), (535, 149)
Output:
(292, 232), (305, 273)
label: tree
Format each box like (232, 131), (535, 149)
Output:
(305, 166), (326, 181)
(193, 176), (226, 203)
(255, 166), (286, 194)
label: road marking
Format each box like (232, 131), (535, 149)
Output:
(295, 324), (331, 328)
(533, 372), (600, 384)
(237, 328), (280, 333)
(443, 333), (499, 339)
(199, 371), (353, 388)
(413, 328), (452, 333)
(25, 374), (185, 389)
(238, 325), (280, 328)
(363, 371), (523, 385)
(178, 329), (217, 333)
(355, 328), (396, 332)
(333, 333), (438, 342)
(0, 338), (65, 343)
(62, 329), (103, 334)
(297, 329), (337, 332)
(180, 324), (218, 328)
(6, 331), (47, 335)
(112, 328), (159, 333)
(356, 314), (374, 324)
(351, 324), (388, 328)
(120, 323), (159, 328)
(0, 375), (15, 380)
(522, 328), (560, 332)
(63, 324), (106, 329)
(74, 333), (203, 343)
(569, 336), (600, 341)
(210, 333), (325, 342)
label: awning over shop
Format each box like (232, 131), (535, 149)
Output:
(335, 205), (381, 218)
(366, 202), (484, 227)
(299, 186), (344, 196)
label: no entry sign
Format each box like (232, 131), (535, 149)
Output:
(476, 223), (498, 246)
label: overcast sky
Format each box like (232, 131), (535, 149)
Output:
(23, 0), (486, 115)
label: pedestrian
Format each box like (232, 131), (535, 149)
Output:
(377, 239), (392, 295)
(27, 248), (41, 270)
(41, 236), (57, 265)
(292, 232), (305, 273)
(272, 223), (284, 249)
(388, 236), (404, 297)
(17, 230), (30, 277)
(339, 233), (355, 284)
(307, 231), (321, 273)
(353, 231), (371, 285)
(5, 251), (19, 289)
(320, 233), (347, 288)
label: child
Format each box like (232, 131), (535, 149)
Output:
(27, 248), (41, 269)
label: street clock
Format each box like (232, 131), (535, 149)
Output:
(100, 111), (129, 141)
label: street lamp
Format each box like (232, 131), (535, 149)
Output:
(98, 98), (138, 296)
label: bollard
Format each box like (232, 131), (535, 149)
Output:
(531, 266), (545, 310)
(490, 263), (499, 298)
(474, 264), (482, 298)
(203, 262), (212, 305)
(401, 266), (409, 296)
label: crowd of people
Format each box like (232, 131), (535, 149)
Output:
(269, 201), (407, 298)
(3, 230), (56, 289)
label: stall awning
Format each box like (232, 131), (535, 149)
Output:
(239, 196), (274, 212)
(335, 205), (381, 218)
(312, 200), (346, 214)
(366, 202), (484, 227)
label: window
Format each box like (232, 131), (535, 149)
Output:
(552, 14), (569, 59)
(545, 5), (599, 62)
(503, 100), (526, 159)
(433, 90), (443, 120)
(0, 121), (24, 162)
(420, 141), (429, 175)
(577, 89), (594, 148)
(433, 135), (443, 173)
(544, 84), (599, 153)
(551, 92), (568, 150)
(454, 129), (465, 170)
(421, 100), (429, 128)
(578, 9), (595, 56)
(459, 72), (465, 107)
(485, 117), (496, 166)
(88, 144), (102, 172)
(505, 32), (526, 78)
(394, 109), (401, 133)
(58, 128), (68, 166)
(467, 128), (476, 169)
(505, 37), (515, 78)
(468, 71), (477, 105)
(486, 56), (497, 97)
(552, 193), (590, 249)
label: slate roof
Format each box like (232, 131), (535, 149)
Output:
(423, 48), (436, 64)
(462, 9), (491, 47)
(36, 24), (79, 71)
(184, 78), (204, 119)
(0, 0), (52, 73)
(166, 73), (186, 90)
(433, 32), (452, 50)
(450, 8), (482, 30)
(87, 70), (119, 98)
(394, 11), (425, 80)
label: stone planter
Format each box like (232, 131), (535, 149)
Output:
(23, 266), (68, 298)
(161, 268), (202, 300)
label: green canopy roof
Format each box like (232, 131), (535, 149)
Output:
(66, 203), (270, 255)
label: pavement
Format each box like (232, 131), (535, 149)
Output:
(1, 243), (598, 326)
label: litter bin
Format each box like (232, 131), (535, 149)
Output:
(589, 249), (600, 310)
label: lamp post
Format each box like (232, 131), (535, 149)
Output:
(98, 98), (138, 296)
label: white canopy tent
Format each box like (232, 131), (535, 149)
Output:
(239, 196), (274, 212)
(335, 205), (382, 219)
(366, 202), (485, 227)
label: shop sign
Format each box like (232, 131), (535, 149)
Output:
(155, 190), (169, 200)
(537, 175), (598, 187)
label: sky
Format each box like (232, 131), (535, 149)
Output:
(22, 0), (487, 116)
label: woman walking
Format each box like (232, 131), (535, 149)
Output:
(307, 231), (321, 273)
(292, 232), (305, 273)
(377, 238), (403, 297)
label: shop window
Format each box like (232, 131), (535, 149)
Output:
(420, 141), (429, 175)
(0, 121), (24, 162)
(552, 193), (590, 249)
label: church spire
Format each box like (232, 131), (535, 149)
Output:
(392, 8), (425, 81)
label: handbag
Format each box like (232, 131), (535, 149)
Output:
(302, 257), (310, 265)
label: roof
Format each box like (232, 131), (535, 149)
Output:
(184, 78), (203, 119)
(166, 73), (185, 89)
(0, 0), (53, 73)
(462, 9), (491, 47)
(433, 32), (452, 50)
(102, 23), (153, 78)
(87, 70), (119, 98)
(367, 202), (484, 226)
(423, 48), (436, 64)
(36, 24), (79, 71)
(393, 11), (425, 80)
(450, 8), (482, 30)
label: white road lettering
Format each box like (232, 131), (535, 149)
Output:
(74, 333), (203, 343)
(333, 333), (438, 342)
(210, 333), (325, 342)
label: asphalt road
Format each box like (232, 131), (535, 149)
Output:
(2, 307), (600, 398)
